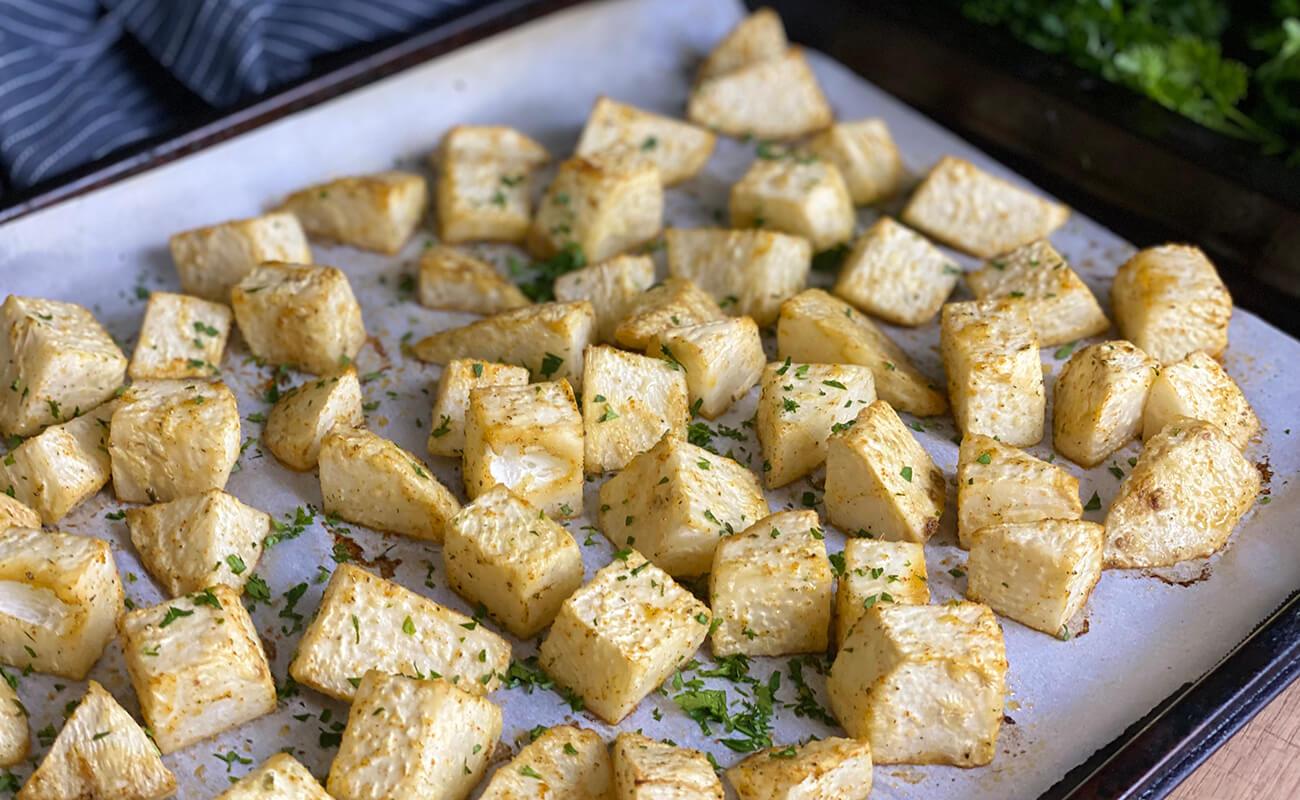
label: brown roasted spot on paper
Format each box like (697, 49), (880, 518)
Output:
(331, 532), (402, 579)
(1256, 457), (1273, 492)
(1147, 561), (1213, 588)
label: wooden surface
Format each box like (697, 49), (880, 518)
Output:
(1170, 677), (1300, 799)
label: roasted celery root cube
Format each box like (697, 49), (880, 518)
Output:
(265, 367), (364, 470)
(808, 118), (905, 205)
(966, 239), (1108, 347)
(436, 125), (550, 245)
(1112, 244), (1232, 365)
(755, 360), (876, 488)
(19, 680), (176, 800)
(665, 227), (810, 326)
(0, 528), (122, 679)
(698, 7), (787, 80)
(0, 671), (25, 767)
(1143, 351), (1259, 449)
(612, 732), (723, 800)
(0, 495), (38, 534)
(231, 262), (366, 375)
(479, 725), (612, 800)
(128, 291), (231, 380)
(582, 345), (689, 474)
(326, 671), (502, 800)
(613, 278), (725, 351)
(825, 400), (945, 543)
(427, 359), (530, 458)
(528, 153), (663, 263)
(777, 289), (947, 416)
(598, 435), (769, 577)
(417, 246), (530, 315)
(827, 602), (1008, 766)
(730, 157), (854, 251)
(689, 49), (832, 140)
(901, 156), (1069, 258)
(709, 510), (833, 657)
(647, 317), (765, 420)
(215, 753), (331, 800)
(463, 380), (584, 518)
(1053, 340), (1157, 467)
(126, 489), (268, 598)
(121, 584), (276, 754)
(967, 519), (1104, 636)
(1104, 417), (1260, 568)
(170, 211), (311, 301)
(109, 380), (240, 503)
(444, 485), (584, 639)
(541, 552), (710, 723)
(576, 97), (716, 186)
(290, 563), (511, 701)
(279, 171), (427, 254)
(439, 123), (549, 164)
(320, 427), (460, 541)
(553, 254), (656, 343)
(0, 296), (126, 437)
(956, 433), (1081, 549)
(413, 301), (596, 386)
(835, 539), (929, 649)
(1, 401), (114, 523)
(833, 217), (955, 326)
(726, 737), (874, 800)
(940, 299), (1045, 447)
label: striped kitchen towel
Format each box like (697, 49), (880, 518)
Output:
(0, 0), (482, 197)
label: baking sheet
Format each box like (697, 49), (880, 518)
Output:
(1, 0), (1298, 797)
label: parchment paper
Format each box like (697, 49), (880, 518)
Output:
(1, 0), (1297, 797)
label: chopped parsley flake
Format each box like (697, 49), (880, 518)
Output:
(192, 588), (222, 609)
(658, 345), (685, 371)
(244, 575), (271, 603)
(430, 415), (452, 438)
(539, 352), (564, 379)
(159, 606), (193, 628)
(265, 506), (315, 548)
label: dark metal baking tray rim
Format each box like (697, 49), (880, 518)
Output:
(1043, 590), (1300, 799)
(1, 3), (1296, 798)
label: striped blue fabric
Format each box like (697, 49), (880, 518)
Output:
(0, 0), (479, 196)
